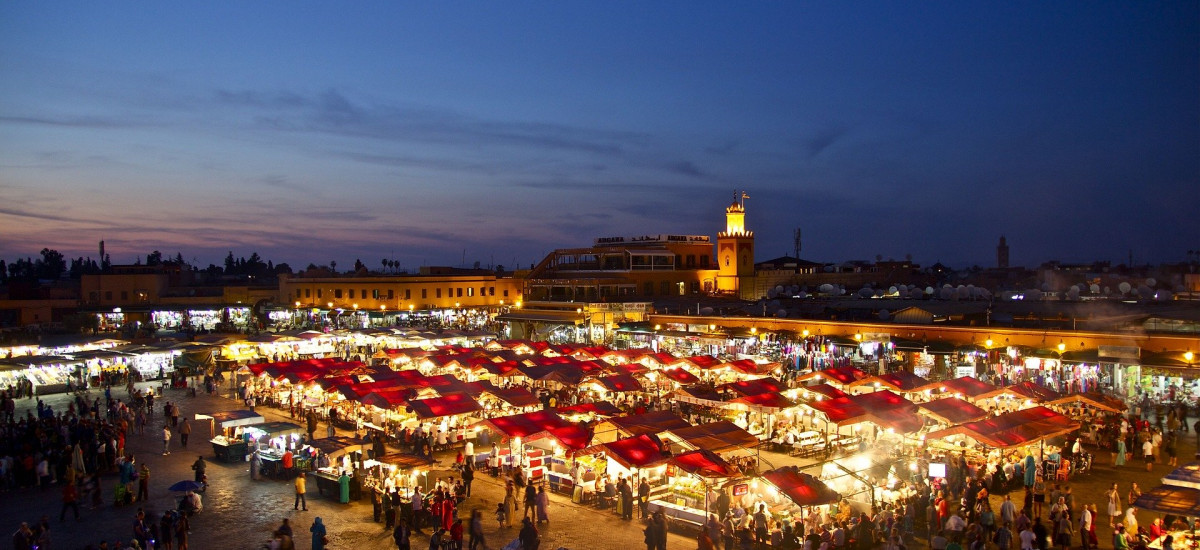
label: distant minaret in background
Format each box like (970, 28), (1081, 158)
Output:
(997, 236), (1009, 268)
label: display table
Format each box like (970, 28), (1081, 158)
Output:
(212, 438), (248, 463)
(647, 499), (706, 527)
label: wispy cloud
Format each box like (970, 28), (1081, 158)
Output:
(0, 114), (156, 129)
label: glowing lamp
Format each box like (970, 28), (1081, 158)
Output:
(1186, 351), (1194, 362)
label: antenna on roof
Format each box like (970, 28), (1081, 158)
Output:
(793, 228), (802, 259)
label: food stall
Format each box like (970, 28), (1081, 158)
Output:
(197, 410), (265, 462)
(359, 453), (436, 503)
(304, 435), (365, 472)
(243, 422), (306, 477)
(1132, 462), (1200, 549)
(642, 450), (737, 526)
(752, 466), (841, 524)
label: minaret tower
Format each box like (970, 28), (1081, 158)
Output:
(717, 190), (755, 298)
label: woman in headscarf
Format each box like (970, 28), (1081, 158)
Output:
(1123, 507), (1139, 536)
(310, 517), (327, 550)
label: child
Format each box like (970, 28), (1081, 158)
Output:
(495, 501), (508, 529)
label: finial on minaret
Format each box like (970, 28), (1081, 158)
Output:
(740, 190), (749, 208)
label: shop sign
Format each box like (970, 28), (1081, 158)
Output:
(1099, 346), (1140, 361)
(732, 483), (749, 496)
(955, 366), (976, 378)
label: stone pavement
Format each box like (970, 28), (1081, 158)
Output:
(6, 382), (1192, 550)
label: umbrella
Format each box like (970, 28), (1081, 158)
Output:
(168, 480), (204, 493)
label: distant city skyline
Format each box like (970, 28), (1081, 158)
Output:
(2, 2), (1197, 270)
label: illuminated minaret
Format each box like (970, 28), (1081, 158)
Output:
(716, 190), (755, 297)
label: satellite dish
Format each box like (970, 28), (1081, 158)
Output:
(1067, 287), (1080, 300)
(1147, 278), (1157, 287)
(888, 286), (898, 295)
(1089, 284), (1100, 294)
(878, 309), (890, 320)
(939, 287), (954, 300)
(766, 289), (778, 299)
(1119, 282), (1131, 294)
(797, 291), (808, 299)
(925, 287), (935, 295)
(700, 307), (714, 315)
(819, 284), (834, 294)
(775, 309), (787, 318)
(775, 285), (784, 293)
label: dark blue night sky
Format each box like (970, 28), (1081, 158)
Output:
(1, 2), (1196, 270)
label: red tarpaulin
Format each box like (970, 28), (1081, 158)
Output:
(659, 368), (700, 384)
(720, 377), (785, 397)
(516, 363), (586, 385)
(851, 390), (916, 416)
(558, 402), (622, 417)
(589, 374), (644, 393)
(606, 362), (649, 376)
(918, 397), (989, 425)
(664, 421), (760, 453)
(1046, 392), (1126, 413)
(795, 366), (868, 386)
(545, 425), (594, 451)
(731, 392), (796, 412)
(486, 386), (541, 408)
(717, 359), (770, 375)
(642, 352), (681, 368)
(925, 406), (1080, 448)
(669, 449), (733, 478)
(847, 372), (930, 392)
(359, 390), (410, 409)
(799, 383), (849, 400)
(761, 466), (840, 507)
(681, 355), (723, 370)
(585, 434), (667, 469)
(922, 377), (997, 400)
(406, 393), (483, 419)
(599, 411), (691, 440)
(480, 410), (571, 439)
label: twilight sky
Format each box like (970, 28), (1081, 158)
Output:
(1, 2), (1197, 271)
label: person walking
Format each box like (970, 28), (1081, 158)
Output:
(462, 461), (475, 497)
(60, 480), (80, 521)
(523, 482), (537, 520)
(638, 477), (651, 519)
(162, 425), (172, 456)
(466, 509), (486, 550)
(294, 472), (308, 511)
(310, 517), (327, 550)
(393, 519), (412, 550)
(535, 485), (550, 524)
(137, 463), (150, 502)
(179, 418), (191, 448)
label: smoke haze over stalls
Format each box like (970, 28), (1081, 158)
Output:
(1, 2), (1197, 270)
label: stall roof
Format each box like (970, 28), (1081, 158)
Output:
(730, 392), (797, 412)
(406, 393), (483, 419)
(1046, 391), (1125, 413)
(197, 409), (264, 427)
(846, 372), (930, 392)
(925, 406), (1079, 448)
(1163, 463), (1200, 490)
(922, 376), (997, 400)
(557, 402), (622, 417)
(997, 381), (1062, 402)
(588, 373), (644, 393)
(719, 377), (785, 397)
(516, 363), (587, 386)
(918, 397), (989, 425)
(603, 411), (691, 438)
(486, 386), (541, 408)
(798, 383), (849, 400)
(852, 390), (916, 416)
(641, 352), (682, 368)
(658, 368), (700, 384)
(795, 366), (868, 387)
(718, 359), (778, 375)
(670, 449), (734, 478)
(870, 409), (926, 433)
(375, 453), (436, 470)
(585, 434), (668, 469)
(680, 355), (723, 370)
(664, 421), (760, 453)
(545, 424), (594, 451)
(761, 466), (840, 507)
(479, 410), (571, 440)
(245, 422), (305, 438)
(305, 436), (365, 459)
(359, 390), (411, 409)
(1133, 485), (1200, 516)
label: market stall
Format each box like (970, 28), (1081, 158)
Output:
(243, 422), (306, 477)
(198, 410), (266, 462)
(644, 449), (736, 527)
